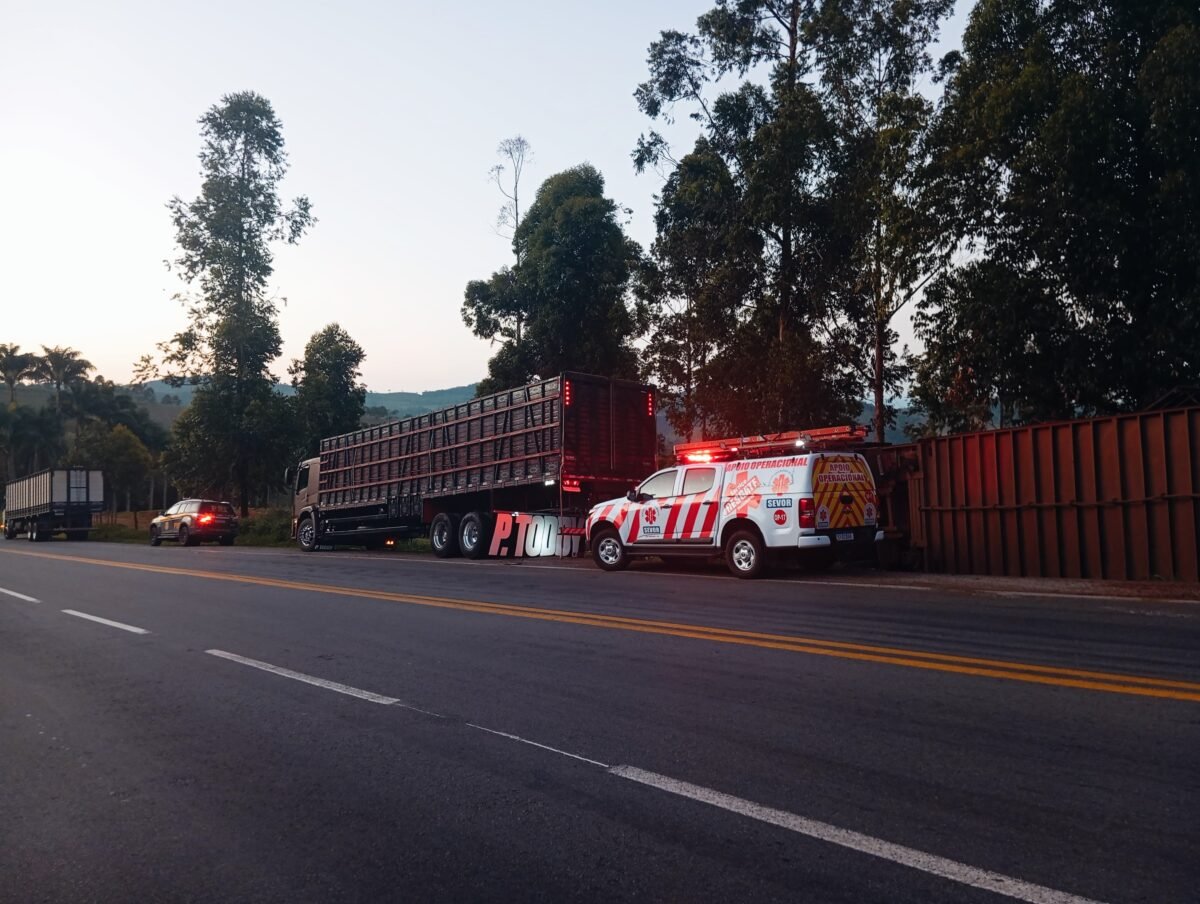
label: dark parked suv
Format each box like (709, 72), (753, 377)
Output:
(150, 499), (239, 547)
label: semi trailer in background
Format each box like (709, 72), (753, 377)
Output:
(289, 372), (657, 557)
(2, 468), (105, 541)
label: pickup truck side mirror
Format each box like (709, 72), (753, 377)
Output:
(626, 490), (639, 502)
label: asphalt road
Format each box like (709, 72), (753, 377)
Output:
(1, 541), (1198, 904)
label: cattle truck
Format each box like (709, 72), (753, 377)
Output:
(289, 372), (657, 558)
(2, 468), (105, 541)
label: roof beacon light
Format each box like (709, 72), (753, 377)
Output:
(674, 425), (867, 464)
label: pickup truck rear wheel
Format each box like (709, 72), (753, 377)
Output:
(724, 528), (766, 579)
(591, 527), (629, 572)
(430, 513), (461, 558)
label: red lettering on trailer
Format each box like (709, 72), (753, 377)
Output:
(490, 512), (514, 556)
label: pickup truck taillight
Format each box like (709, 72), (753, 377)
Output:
(798, 498), (815, 529)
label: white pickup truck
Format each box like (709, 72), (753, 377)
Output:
(585, 429), (882, 578)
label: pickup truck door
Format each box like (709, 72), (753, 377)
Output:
(667, 466), (721, 545)
(626, 468), (680, 545)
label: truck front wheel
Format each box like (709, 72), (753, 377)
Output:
(591, 527), (629, 572)
(430, 513), (461, 558)
(724, 528), (766, 579)
(297, 516), (318, 552)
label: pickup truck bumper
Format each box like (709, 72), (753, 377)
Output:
(797, 535), (832, 549)
(797, 529), (885, 549)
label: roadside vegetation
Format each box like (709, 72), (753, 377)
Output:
(4, 0), (1197, 527)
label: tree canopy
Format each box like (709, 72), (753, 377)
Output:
(634, 1), (871, 435)
(463, 164), (646, 395)
(289, 323), (367, 455)
(912, 0), (1200, 430)
(142, 91), (314, 513)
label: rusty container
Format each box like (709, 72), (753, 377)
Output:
(907, 407), (1199, 582)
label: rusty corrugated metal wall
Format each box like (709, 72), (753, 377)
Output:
(900, 407), (1200, 582)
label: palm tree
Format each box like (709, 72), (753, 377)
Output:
(34, 346), (94, 417)
(0, 344), (35, 406)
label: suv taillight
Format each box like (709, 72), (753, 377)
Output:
(798, 498), (815, 529)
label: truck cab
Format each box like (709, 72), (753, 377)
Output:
(585, 427), (882, 578)
(289, 457), (320, 549)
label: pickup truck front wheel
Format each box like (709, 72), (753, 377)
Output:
(591, 527), (630, 572)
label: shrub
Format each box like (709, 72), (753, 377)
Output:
(89, 523), (146, 543)
(237, 508), (294, 547)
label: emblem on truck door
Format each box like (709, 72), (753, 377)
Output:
(723, 472), (762, 517)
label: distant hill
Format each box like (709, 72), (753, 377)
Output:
(14, 380), (924, 444)
(860, 403), (924, 443)
(363, 385), (477, 417)
(656, 403), (923, 447)
(138, 380), (478, 420)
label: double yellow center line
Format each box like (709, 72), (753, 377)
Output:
(5, 547), (1198, 702)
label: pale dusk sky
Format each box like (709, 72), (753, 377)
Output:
(0, 1), (966, 392)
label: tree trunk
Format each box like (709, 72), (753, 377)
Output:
(238, 453), (250, 518)
(873, 318), (886, 444)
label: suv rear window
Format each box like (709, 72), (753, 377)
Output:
(200, 503), (236, 516)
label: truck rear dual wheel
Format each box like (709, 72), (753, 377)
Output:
(430, 513), (462, 558)
(458, 512), (492, 560)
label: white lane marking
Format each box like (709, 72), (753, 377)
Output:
(205, 649), (404, 707)
(992, 590), (1199, 606)
(0, 585), (40, 603)
(609, 766), (1108, 904)
(466, 723), (610, 768)
(61, 609), (149, 634)
(757, 577), (931, 591)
